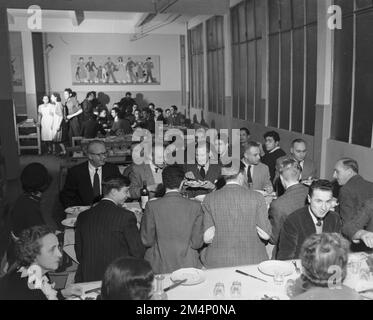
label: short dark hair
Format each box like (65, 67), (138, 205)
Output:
(309, 179), (333, 197)
(15, 225), (55, 267)
(162, 165), (185, 189)
(340, 158), (359, 174)
(102, 176), (131, 196)
(111, 107), (120, 116)
(125, 92), (132, 96)
(64, 88), (72, 95)
(240, 127), (250, 136)
(86, 91), (94, 99)
(165, 108), (170, 112)
(21, 162), (51, 193)
(155, 107), (163, 113)
(148, 103), (155, 108)
(264, 131), (280, 142)
(52, 92), (61, 102)
(101, 257), (154, 300)
(291, 138), (306, 147)
(171, 105), (178, 111)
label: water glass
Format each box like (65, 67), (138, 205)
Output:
(273, 271), (285, 285)
(230, 281), (242, 298)
(359, 268), (371, 282)
(349, 260), (362, 275)
(213, 282), (225, 298)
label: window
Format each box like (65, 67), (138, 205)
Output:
(188, 24), (204, 109)
(206, 16), (225, 115)
(231, 0), (264, 124)
(331, 1), (373, 147)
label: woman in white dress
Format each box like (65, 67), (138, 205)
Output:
(37, 95), (54, 154)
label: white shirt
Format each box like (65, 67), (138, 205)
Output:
(242, 160), (254, 178)
(269, 146), (280, 154)
(308, 206), (323, 234)
(149, 162), (163, 185)
(198, 162), (210, 176)
(88, 162), (102, 194)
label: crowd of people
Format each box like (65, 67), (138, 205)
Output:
(1, 108), (373, 300)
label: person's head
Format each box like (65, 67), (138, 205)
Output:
(87, 140), (107, 168)
(221, 161), (247, 186)
(134, 109), (141, 119)
(132, 104), (138, 112)
(64, 88), (72, 100)
(196, 143), (210, 166)
(118, 56), (123, 63)
(71, 91), (77, 99)
(333, 158), (358, 186)
(111, 107), (120, 119)
(79, 57), (84, 62)
(300, 233), (349, 288)
(278, 158), (302, 188)
(99, 109), (107, 118)
(214, 133), (229, 156)
(243, 141), (261, 165)
(42, 95), (49, 104)
(21, 162), (51, 194)
(51, 92), (61, 103)
(125, 92), (132, 98)
(148, 103), (155, 111)
(165, 109), (171, 117)
(101, 257), (154, 300)
(142, 108), (150, 120)
(170, 105), (177, 114)
(102, 176), (131, 205)
(86, 91), (95, 101)
(15, 225), (62, 273)
(154, 108), (163, 119)
(291, 139), (308, 162)
(308, 180), (334, 219)
(240, 128), (250, 144)
(264, 131), (280, 152)
(162, 164), (185, 191)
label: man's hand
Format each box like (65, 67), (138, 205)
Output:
(61, 284), (83, 298)
(354, 230), (373, 248)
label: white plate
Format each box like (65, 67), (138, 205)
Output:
(257, 260), (294, 277)
(64, 206), (90, 215)
(61, 217), (77, 228)
(170, 268), (206, 286)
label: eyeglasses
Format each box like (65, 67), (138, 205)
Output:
(88, 152), (108, 157)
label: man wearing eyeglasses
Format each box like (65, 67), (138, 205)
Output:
(60, 140), (121, 208)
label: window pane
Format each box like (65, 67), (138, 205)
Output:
(292, 28), (304, 133)
(255, 39), (264, 124)
(280, 31), (291, 130)
(239, 2), (247, 42)
(239, 43), (247, 120)
(247, 41), (255, 121)
(255, 0), (263, 37)
(231, 6), (239, 44)
(304, 24), (317, 135)
(269, 0), (280, 33)
(292, 0), (305, 28)
(279, 0), (292, 31)
(306, 0), (317, 24)
(331, 17), (353, 142)
(232, 44), (240, 118)
(333, 0), (354, 15)
(246, 0), (255, 40)
(268, 34), (280, 127)
(356, 0), (373, 10)
(352, 10), (373, 147)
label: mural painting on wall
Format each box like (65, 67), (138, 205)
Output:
(11, 55), (24, 87)
(71, 55), (160, 85)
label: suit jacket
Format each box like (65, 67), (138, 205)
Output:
(183, 163), (222, 198)
(338, 175), (373, 225)
(201, 183), (271, 268)
(251, 162), (273, 192)
(140, 192), (204, 274)
(129, 163), (164, 199)
(268, 183), (309, 245)
(80, 119), (106, 138)
(261, 148), (286, 182)
(75, 199), (145, 282)
(60, 161), (121, 208)
(277, 206), (342, 260)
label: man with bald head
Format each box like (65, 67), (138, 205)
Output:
(333, 158), (373, 225)
(60, 140), (121, 208)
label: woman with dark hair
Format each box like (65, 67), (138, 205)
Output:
(110, 107), (132, 136)
(290, 233), (362, 300)
(50, 92), (67, 155)
(64, 89), (82, 145)
(101, 257), (154, 300)
(0, 225), (82, 300)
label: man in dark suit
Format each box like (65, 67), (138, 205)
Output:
(268, 158), (308, 249)
(277, 180), (342, 260)
(140, 165), (204, 274)
(60, 140), (121, 208)
(342, 198), (373, 251)
(75, 176), (145, 282)
(80, 114), (106, 138)
(184, 142), (221, 198)
(261, 131), (286, 182)
(333, 158), (373, 226)
(167, 105), (182, 126)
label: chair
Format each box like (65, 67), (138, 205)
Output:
(72, 136), (83, 148)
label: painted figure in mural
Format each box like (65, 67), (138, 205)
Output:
(143, 57), (155, 83)
(77, 57), (88, 83)
(86, 56), (98, 83)
(125, 57), (138, 83)
(104, 57), (118, 84)
(115, 57), (126, 83)
(136, 61), (145, 83)
(97, 65), (105, 83)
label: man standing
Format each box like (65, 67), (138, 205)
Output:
(268, 158), (308, 249)
(75, 176), (144, 282)
(60, 140), (121, 208)
(261, 131), (286, 182)
(104, 57), (118, 84)
(126, 57), (137, 83)
(140, 165), (204, 274)
(333, 158), (373, 226)
(81, 91), (95, 122)
(143, 57), (155, 83)
(242, 141), (273, 193)
(201, 162), (272, 267)
(119, 91), (137, 116)
(277, 180), (341, 260)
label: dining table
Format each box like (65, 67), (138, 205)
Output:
(72, 252), (373, 300)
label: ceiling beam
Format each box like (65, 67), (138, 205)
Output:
(72, 10), (84, 26)
(7, 12), (15, 24)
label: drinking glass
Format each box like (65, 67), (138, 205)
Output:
(349, 260), (362, 275)
(230, 281), (242, 298)
(213, 282), (225, 298)
(273, 271), (285, 285)
(285, 279), (296, 298)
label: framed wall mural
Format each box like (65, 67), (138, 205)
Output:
(71, 55), (160, 85)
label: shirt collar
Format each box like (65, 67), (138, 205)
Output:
(226, 181), (241, 186)
(198, 162), (209, 172)
(308, 206), (323, 226)
(101, 197), (117, 205)
(269, 146), (280, 154)
(88, 161), (102, 173)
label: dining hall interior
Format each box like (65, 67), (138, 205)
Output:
(1, 0), (373, 301)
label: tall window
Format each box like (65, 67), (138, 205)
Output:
(188, 24), (204, 109)
(206, 16), (225, 115)
(231, 0), (264, 124)
(331, 0), (373, 147)
(267, 0), (317, 135)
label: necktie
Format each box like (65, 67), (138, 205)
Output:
(200, 166), (206, 179)
(247, 165), (252, 183)
(93, 168), (100, 198)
